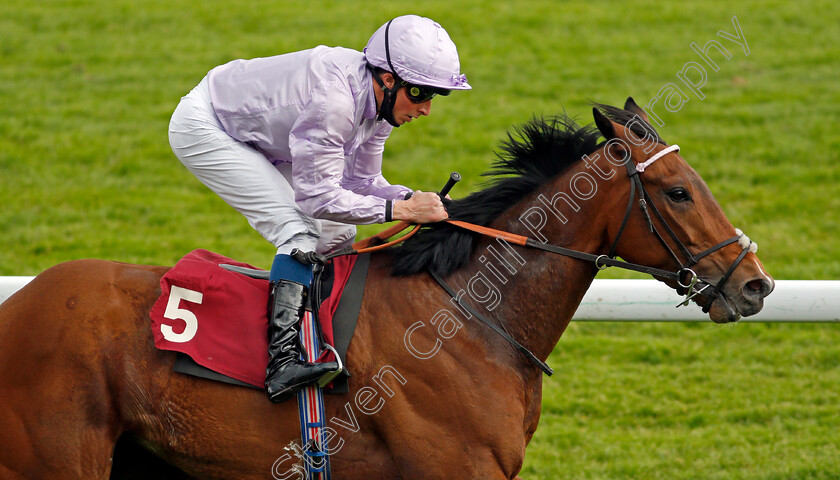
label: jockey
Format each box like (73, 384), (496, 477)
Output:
(168, 15), (471, 403)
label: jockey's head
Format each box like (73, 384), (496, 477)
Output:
(365, 15), (471, 127)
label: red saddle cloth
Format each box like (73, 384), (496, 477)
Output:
(149, 249), (356, 388)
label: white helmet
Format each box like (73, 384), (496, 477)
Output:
(364, 15), (471, 91)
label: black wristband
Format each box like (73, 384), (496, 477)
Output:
(385, 200), (392, 222)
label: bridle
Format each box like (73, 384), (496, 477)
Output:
(327, 143), (759, 375)
(604, 143), (758, 311)
(431, 144), (757, 314)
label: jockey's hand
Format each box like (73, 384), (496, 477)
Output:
(393, 190), (448, 223)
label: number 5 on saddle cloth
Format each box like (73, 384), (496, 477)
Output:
(149, 249), (370, 480)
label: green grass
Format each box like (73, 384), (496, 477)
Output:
(528, 321), (840, 479)
(1, 0), (839, 478)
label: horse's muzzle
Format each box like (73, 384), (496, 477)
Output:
(705, 276), (774, 324)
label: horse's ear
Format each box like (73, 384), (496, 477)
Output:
(593, 107), (616, 140)
(624, 97), (649, 123)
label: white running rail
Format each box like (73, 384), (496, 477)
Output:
(1, 277), (838, 322)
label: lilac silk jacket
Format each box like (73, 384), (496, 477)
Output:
(208, 46), (412, 224)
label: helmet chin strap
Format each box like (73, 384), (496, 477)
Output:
(371, 18), (402, 128)
(368, 64), (401, 128)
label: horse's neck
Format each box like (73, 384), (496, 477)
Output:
(450, 161), (616, 367)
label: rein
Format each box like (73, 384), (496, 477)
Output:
(326, 144), (758, 376)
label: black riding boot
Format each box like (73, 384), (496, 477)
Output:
(265, 278), (339, 403)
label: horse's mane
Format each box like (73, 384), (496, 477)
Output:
(388, 106), (665, 277)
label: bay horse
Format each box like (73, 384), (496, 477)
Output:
(0, 99), (773, 479)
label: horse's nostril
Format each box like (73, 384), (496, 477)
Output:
(744, 278), (772, 298)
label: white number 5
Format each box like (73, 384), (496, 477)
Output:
(161, 285), (203, 343)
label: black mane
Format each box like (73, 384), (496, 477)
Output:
(390, 115), (601, 276)
(388, 106), (665, 276)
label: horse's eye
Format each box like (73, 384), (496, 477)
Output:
(667, 187), (691, 203)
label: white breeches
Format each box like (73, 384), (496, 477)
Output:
(168, 77), (356, 255)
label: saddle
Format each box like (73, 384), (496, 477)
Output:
(149, 249), (369, 393)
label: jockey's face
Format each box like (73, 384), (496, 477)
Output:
(392, 86), (431, 125)
(376, 72), (431, 126)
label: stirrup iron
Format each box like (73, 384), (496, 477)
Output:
(316, 344), (344, 388)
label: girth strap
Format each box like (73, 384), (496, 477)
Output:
(428, 269), (554, 376)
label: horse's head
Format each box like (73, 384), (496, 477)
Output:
(593, 98), (774, 323)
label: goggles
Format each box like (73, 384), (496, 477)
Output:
(400, 80), (450, 104)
